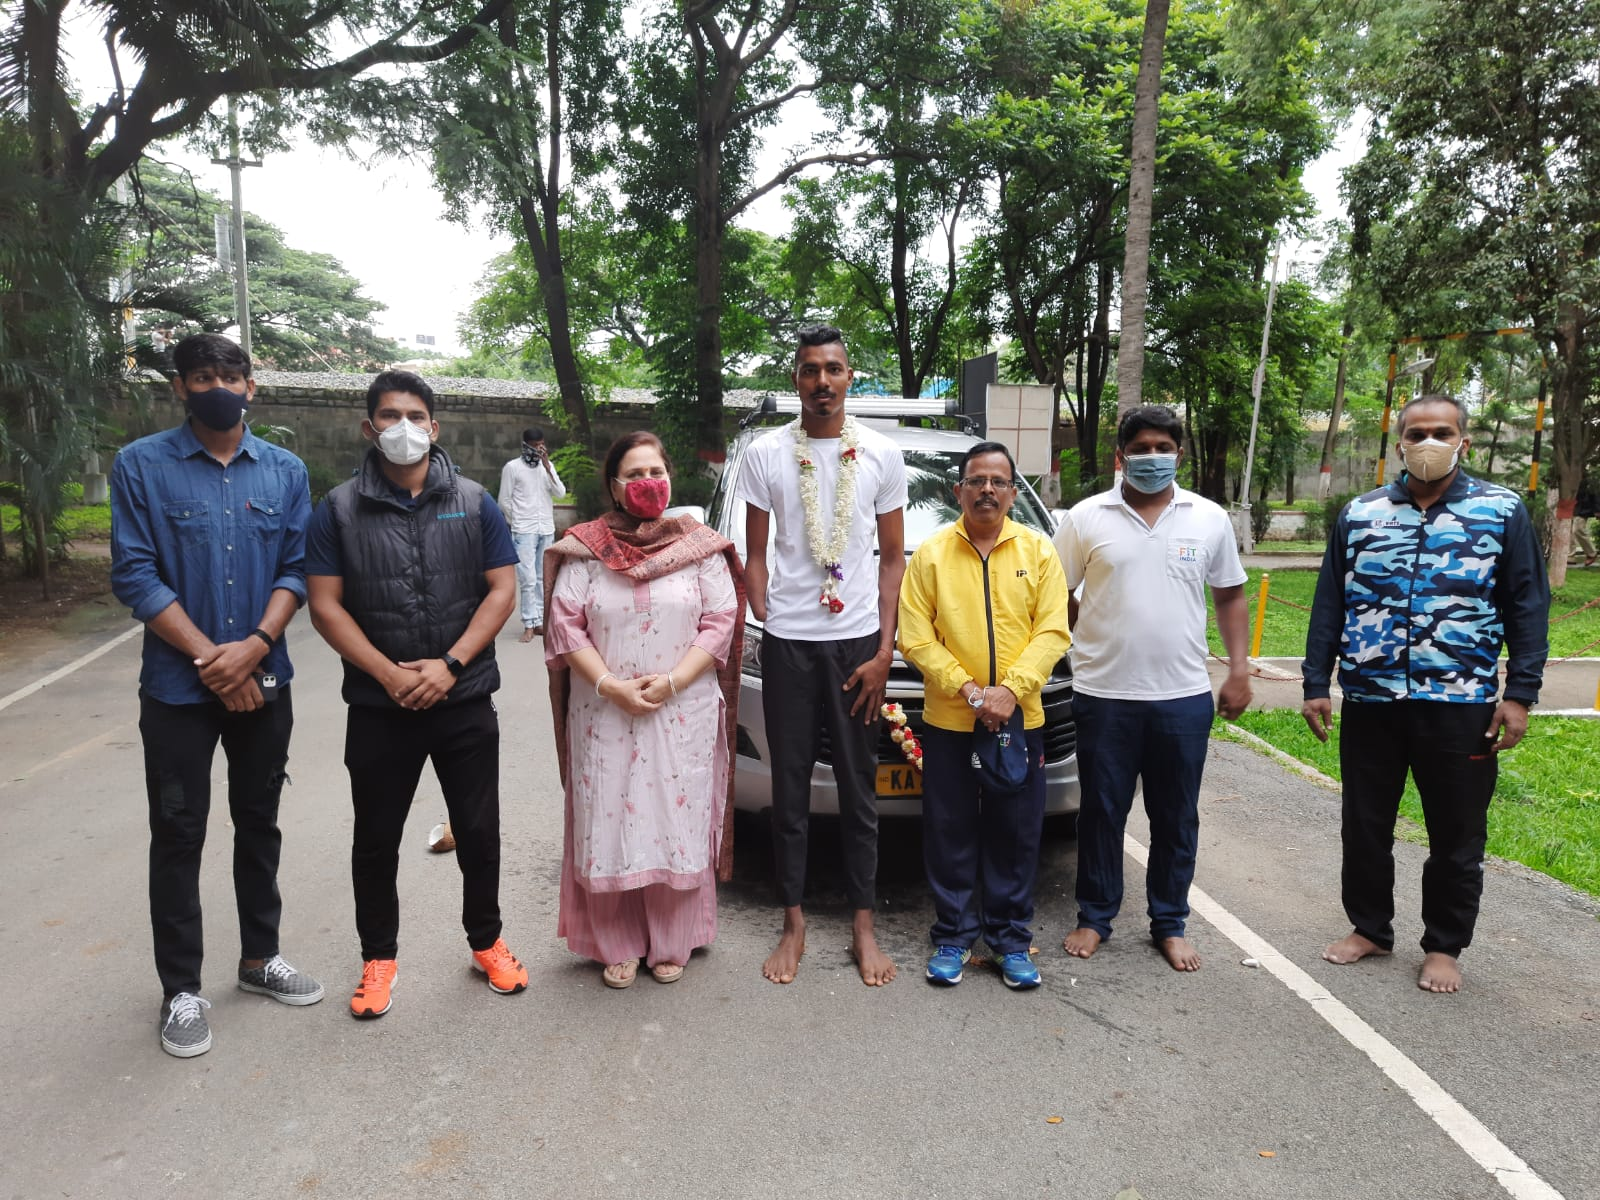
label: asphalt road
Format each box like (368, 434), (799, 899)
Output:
(2, 611), (1598, 1200)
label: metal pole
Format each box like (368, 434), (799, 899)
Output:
(1376, 347), (1398, 486)
(1238, 242), (1282, 547)
(1528, 374), (1547, 495)
(1251, 572), (1270, 660)
(211, 97), (261, 356)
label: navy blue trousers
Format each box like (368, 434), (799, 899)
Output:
(920, 725), (1047, 955)
(1072, 691), (1214, 941)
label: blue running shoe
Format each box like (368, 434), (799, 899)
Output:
(925, 945), (971, 985)
(997, 952), (1041, 989)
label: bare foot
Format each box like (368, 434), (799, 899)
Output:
(849, 911), (896, 987)
(762, 908), (805, 984)
(518, 627), (537, 643)
(1418, 952), (1462, 993)
(1063, 927), (1102, 959)
(1322, 931), (1392, 965)
(1158, 936), (1201, 972)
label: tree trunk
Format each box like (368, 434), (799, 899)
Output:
(1114, 0), (1170, 417)
(1317, 311), (1354, 501)
(693, 112), (726, 460)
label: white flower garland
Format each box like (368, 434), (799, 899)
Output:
(791, 416), (862, 614)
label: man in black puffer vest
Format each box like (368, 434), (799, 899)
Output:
(307, 370), (526, 1019)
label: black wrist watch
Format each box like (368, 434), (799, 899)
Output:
(442, 653), (464, 677)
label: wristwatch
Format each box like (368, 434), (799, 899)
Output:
(442, 653), (464, 677)
(966, 687), (986, 709)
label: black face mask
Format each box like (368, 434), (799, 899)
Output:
(186, 385), (249, 432)
(521, 444), (540, 464)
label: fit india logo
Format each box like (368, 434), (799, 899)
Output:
(1175, 543), (1200, 563)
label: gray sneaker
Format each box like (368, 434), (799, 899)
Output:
(159, 993), (212, 1058)
(238, 954), (325, 1005)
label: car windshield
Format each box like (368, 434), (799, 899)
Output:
(901, 449), (1053, 547)
(718, 437), (1055, 557)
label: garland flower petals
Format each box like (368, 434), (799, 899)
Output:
(792, 417), (862, 614)
(881, 702), (922, 772)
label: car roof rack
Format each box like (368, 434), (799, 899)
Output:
(738, 393), (977, 433)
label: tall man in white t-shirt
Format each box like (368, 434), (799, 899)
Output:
(499, 427), (566, 642)
(736, 326), (908, 986)
(1052, 405), (1252, 972)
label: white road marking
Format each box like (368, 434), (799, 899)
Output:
(0, 624), (141, 714)
(1126, 833), (1566, 1200)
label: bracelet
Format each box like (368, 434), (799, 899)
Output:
(595, 671), (616, 696)
(668, 672), (678, 696)
(250, 628), (275, 650)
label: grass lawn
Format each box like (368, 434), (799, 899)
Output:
(1, 502), (112, 542)
(1221, 710), (1600, 899)
(1252, 540), (1327, 555)
(1206, 566), (1600, 659)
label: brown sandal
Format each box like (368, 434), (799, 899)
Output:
(603, 959), (639, 989)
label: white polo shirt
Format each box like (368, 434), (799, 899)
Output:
(735, 420), (908, 642)
(1053, 484), (1245, 700)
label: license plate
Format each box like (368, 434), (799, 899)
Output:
(876, 764), (922, 796)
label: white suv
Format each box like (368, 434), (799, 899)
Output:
(701, 410), (1079, 819)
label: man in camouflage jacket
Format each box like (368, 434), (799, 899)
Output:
(1301, 393), (1548, 994)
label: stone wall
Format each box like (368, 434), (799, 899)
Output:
(113, 376), (674, 498)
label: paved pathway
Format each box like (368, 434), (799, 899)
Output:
(2, 615), (1597, 1199)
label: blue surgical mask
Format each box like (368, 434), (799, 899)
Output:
(1123, 452), (1178, 494)
(186, 385), (249, 432)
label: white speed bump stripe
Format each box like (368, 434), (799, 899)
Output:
(1126, 833), (1564, 1200)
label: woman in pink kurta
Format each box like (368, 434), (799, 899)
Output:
(543, 433), (745, 988)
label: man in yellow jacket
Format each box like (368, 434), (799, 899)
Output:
(898, 442), (1070, 989)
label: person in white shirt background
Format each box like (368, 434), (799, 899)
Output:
(499, 427), (566, 642)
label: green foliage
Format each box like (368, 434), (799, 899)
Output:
(121, 161), (404, 371)
(1225, 711), (1600, 898)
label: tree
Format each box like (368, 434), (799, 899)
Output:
(619, 0), (884, 460)
(787, 0), (966, 399)
(123, 161), (403, 370)
(1342, 0), (1600, 584)
(959, 0), (1133, 487)
(424, 0), (623, 447)
(1113, 0), (1170, 417)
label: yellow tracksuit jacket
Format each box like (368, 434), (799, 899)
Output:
(897, 516), (1071, 732)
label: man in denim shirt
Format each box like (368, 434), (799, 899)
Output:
(111, 333), (323, 1058)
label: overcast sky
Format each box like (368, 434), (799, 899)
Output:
(62, 13), (1359, 362)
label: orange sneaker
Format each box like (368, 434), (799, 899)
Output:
(471, 938), (528, 995)
(350, 958), (397, 1019)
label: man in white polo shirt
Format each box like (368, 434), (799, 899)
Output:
(1052, 404), (1251, 972)
(737, 325), (908, 988)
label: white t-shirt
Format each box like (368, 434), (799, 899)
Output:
(498, 455), (566, 535)
(735, 420), (908, 642)
(1054, 485), (1246, 700)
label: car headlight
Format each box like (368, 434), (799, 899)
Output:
(741, 623), (763, 678)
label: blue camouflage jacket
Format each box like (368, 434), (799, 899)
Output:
(1302, 470), (1548, 705)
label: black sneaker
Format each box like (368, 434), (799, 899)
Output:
(159, 993), (212, 1058)
(237, 954), (325, 1005)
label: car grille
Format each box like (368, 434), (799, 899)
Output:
(817, 683), (1075, 765)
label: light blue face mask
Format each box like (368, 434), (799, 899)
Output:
(1123, 452), (1178, 494)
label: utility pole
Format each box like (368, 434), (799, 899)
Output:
(1235, 241), (1282, 553)
(211, 97), (262, 355)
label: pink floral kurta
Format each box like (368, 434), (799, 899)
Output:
(545, 553), (737, 965)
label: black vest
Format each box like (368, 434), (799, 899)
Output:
(324, 447), (499, 707)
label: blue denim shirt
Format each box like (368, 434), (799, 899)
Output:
(110, 421), (311, 704)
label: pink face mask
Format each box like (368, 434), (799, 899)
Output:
(620, 476), (670, 519)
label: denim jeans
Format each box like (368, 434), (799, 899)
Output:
(920, 724), (1047, 955)
(1071, 690), (1214, 941)
(512, 529), (553, 628)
